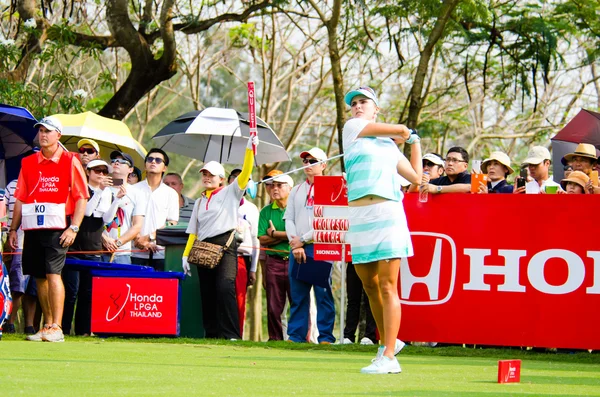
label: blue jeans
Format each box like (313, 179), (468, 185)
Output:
(288, 244), (336, 343)
(100, 254), (132, 264)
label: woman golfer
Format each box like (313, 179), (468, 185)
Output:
(343, 87), (422, 374)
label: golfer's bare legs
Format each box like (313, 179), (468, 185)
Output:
(355, 259), (402, 359)
(355, 263), (385, 345)
(377, 258), (401, 359)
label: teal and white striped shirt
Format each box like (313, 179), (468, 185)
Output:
(343, 118), (405, 203)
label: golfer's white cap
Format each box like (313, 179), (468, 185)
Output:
(199, 161), (225, 178)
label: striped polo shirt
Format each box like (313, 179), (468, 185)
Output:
(342, 118), (404, 202)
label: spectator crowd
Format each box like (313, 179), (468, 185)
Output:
(2, 105), (598, 347)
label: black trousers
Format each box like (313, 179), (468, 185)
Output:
(196, 231), (240, 340)
(62, 254), (96, 335)
(344, 263), (377, 343)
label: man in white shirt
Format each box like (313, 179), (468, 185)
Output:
(132, 148), (179, 270)
(102, 152), (147, 265)
(514, 146), (562, 194)
(284, 147), (336, 344)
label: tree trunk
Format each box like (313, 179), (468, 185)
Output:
(406, 0), (461, 129)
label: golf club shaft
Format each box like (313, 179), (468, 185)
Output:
(258, 153), (345, 184)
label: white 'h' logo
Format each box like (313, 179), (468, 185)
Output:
(400, 232), (457, 305)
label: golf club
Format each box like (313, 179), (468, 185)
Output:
(246, 153), (345, 199)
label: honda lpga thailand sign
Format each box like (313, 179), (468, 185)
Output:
(401, 194), (600, 350)
(91, 277), (180, 336)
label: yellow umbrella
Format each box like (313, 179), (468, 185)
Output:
(54, 112), (147, 168)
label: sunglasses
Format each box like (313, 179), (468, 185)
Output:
(146, 156), (164, 164)
(128, 172), (139, 178)
(423, 160), (437, 168)
(302, 158), (319, 165)
(91, 168), (109, 175)
(111, 158), (131, 166)
(79, 147), (97, 155)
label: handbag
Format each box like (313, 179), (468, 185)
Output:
(188, 231), (236, 269)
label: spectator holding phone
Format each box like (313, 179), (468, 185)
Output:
(62, 160), (113, 335)
(477, 151), (514, 194)
(514, 146), (561, 194)
(101, 151), (147, 264)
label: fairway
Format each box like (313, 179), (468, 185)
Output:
(1, 339), (600, 396)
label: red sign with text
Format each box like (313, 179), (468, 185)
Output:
(400, 194), (600, 350)
(91, 277), (180, 336)
(313, 176), (351, 261)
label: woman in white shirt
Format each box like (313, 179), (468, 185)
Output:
(181, 137), (258, 340)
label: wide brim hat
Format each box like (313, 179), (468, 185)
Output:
(561, 143), (598, 165)
(560, 170), (589, 190)
(481, 151), (514, 175)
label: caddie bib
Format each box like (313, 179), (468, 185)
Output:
(20, 152), (73, 230)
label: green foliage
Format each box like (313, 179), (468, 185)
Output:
(228, 23), (263, 49)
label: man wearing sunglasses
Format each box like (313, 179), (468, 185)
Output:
(131, 148), (179, 270)
(408, 153), (445, 193)
(76, 139), (100, 168)
(101, 151), (146, 265)
(427, 147), (471, 194)
(284, 147), (336, 344)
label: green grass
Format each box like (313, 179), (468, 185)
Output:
(1, 336), (599, 396)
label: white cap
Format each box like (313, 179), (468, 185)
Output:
(422, 153), (445, 167)
(522, 146), (551, 166)
(199, 161), (225, 178)
(273, 174), (294, 187)
(300, 147), (327, 162)
(34, 116), (63, 134)
(86, 159), (112, 173)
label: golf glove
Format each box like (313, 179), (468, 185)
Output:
(406, 129), (420, 145)
(182, 256), (191, 277)
(247, 135), (259, 150)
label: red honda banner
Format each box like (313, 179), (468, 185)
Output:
(91, 277), (180, 336)
(401, 193), (600, 349)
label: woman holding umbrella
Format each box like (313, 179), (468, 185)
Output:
(343, 87), (422, 374)
(181, 136), (258, 340)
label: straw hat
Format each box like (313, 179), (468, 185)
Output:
(481, 151), (514, 175)
(561, 143), (598, 165)
(560, 170), (589, 190)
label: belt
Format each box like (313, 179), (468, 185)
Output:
(267, 254), (289, 261)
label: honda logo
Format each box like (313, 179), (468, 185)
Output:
(400, 232), (457, 305)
